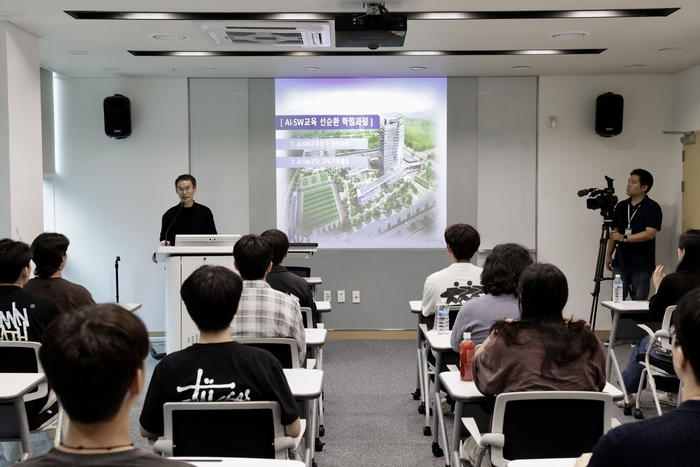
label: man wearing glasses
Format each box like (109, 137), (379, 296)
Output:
(159, 174), (217, 247)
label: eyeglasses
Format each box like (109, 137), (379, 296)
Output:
(176, 187), (193, 193)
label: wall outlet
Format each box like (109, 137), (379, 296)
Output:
(337, 290), (345, 303)
(323, 290), (332, 302)
(352, 291), (360, 303)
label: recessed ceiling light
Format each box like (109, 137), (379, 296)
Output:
(67, 50), (90, 55)
(101, 67), (121, 72)
(659, 47), (684, 52)
(511, 65), (532, 70)
(302, 67), (322, 71)
(409, 66), (427, 71)
(150, 34), (188, 41)
(196, 67), (217, 72)
(0, 11), (18, 19)
(548, 31), (590, 40)
(623, 64), (645, 68)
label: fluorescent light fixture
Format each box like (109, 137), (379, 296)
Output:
(67, 50), (90, 55)
(150, 34), (189, 41)
(129, 48), (605, 57)
(548, 31), (590, 40)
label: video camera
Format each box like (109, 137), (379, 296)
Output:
(578, 176), (618, 220)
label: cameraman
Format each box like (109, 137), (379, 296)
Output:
(605, 169), (662, 300)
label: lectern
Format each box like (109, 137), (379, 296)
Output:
(156, 245), (237, 354)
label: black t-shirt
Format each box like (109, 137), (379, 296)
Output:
(0, 285), (61, 343)
(266, 265), (317, 319)
(611, 196), (662, 272)
(159, 201), (217, 247)
(17, 448), (192, 466)
(140, 341), (299, 435)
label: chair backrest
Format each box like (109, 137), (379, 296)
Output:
(659, 305), (676, 352)
(235, 337), (300, 368)
(286, 266), (311, 278)
(490, 391), (613, 465)
(300, 306), (314, 329)
(162, 401), (286, 459)
(0, 341), (47, 402)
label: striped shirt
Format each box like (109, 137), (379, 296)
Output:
(231, 280), (306, 364)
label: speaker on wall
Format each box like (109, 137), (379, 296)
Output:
(104, 94), (131, 139)
(595, 92), (623, 137)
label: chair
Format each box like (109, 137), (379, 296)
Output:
(286, 266), (311, 278)
(0, 342), (62, 461)
(153, 401), (304, 459)
(235, 337), (315, 369)
(634, 305), (681, 418)
(463, 391), (616, 467)
(300, 306), (315, 329)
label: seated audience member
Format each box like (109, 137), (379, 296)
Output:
(230, 234), (306, 365)
(575, 287), (700, 467)
(619, 229), (700, 406)
(473, 262), (606, 396)
(261, 228), (317, 327)
(24, 232), (95, 314)
(19, 304), (190, 466)
(451, 243), (533, 350)
(0, 239), (61, 463)
(421, 223), (483, 325)
(140, 265), (300, 439)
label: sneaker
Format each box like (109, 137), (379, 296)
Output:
(657, 392), (677, 406)
(616, 393), (636, 407)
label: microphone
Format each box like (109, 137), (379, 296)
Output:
(577, 188), (594, 197)
(163, 202), (184, 246)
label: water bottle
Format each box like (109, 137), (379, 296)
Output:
(460, 332), (475, 382)
(436, 303), (449, 335)
(612, 274), (623, 303)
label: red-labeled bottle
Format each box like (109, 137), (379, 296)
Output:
(460, 332), (475, 382)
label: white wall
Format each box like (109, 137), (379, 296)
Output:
(54, 77), (189, 331)
(538, 75), (680, 330)
(673, 64), (700, 133)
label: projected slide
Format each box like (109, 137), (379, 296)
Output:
(275, 78), (447, 249)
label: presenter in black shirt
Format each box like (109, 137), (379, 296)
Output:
(159, 174), (217, 247)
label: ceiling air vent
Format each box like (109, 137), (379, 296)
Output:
(196, 21), (331, 48)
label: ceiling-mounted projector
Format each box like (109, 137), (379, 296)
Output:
(334, 13), (407, 49)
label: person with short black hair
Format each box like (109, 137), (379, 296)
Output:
(576, 286), (700, 467)
(24, 232), (95, 313)
(261, 229), (317, 326)
(159, 174), (217, 247)
(0, 239), (62, 462)
(421, 223), (483, 320)
(451, 243), (533, 349)
(17, 304), (190, 466)
(140, 265), (300, 440)
(231, 234), (306, 364)
(605, 168), (662, 300)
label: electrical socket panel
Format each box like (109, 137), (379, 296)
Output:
(323, 290), (332, 302)
(337, 290), (345, 303)
(352, 291), (360, 303)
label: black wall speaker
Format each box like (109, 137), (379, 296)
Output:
(595, 92), (624, 137)
(104, 94), (131, 139)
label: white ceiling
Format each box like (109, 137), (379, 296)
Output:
(3, 0), (700, 79)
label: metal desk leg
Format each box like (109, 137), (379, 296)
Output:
(452, 400), (463, 467)
(431, 352), (445, 458)
(303, 398), (318, 467)
(414, 313), (423, 400)
(606, 310), (620, 380)
(422, 343), (431, 435)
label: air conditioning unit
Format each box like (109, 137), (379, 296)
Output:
(196, 21), (331, 48)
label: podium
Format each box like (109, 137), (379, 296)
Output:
(156, 245), (236, 354)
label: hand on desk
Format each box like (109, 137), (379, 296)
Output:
(574, 452), (592, 467)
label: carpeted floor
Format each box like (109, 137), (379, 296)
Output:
(1, 339), (676, 466)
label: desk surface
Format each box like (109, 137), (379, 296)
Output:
(315, 301), (331, 312)
(304, 277), (322, 286)
(283, 369), (323, 400)
(440, 371), (624, 402)
(305, 328), (327, 347)
(0, 373), (46, 400)
(410, 300), (421, 314)
(117, 302), (142, 313)
(507, 459), (575, 467)
(424, 328), (453, 351)
(173, 457), (305, 466)
(601, 300), (649, 312)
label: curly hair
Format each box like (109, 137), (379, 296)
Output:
(481, 243), (533, 296)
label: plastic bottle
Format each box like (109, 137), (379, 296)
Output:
(436, 303), (449, 335)
(460, 332), (475, 382)
(612, 274), (623, 303)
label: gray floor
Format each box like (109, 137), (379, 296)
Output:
(1, 339), (676, 466)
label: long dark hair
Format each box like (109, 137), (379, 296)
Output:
(491, 263), (600, 375)
(675, 229), (700, 293)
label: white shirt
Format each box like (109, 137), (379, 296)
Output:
(421, 262), (483, 317)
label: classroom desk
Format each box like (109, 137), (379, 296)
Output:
(314, 300), (331, 324)
(409, 300), (423, 405)
(439, 371), (622, 467)
(173, 458), (305, 467)
(600, 300), (649, 407)
(0, 373), (47, 458)
(117, 302), (142, 313)
(283, 368), (323, 467)
(507, 459), (575, 467)
(422, 325), (456, 458)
